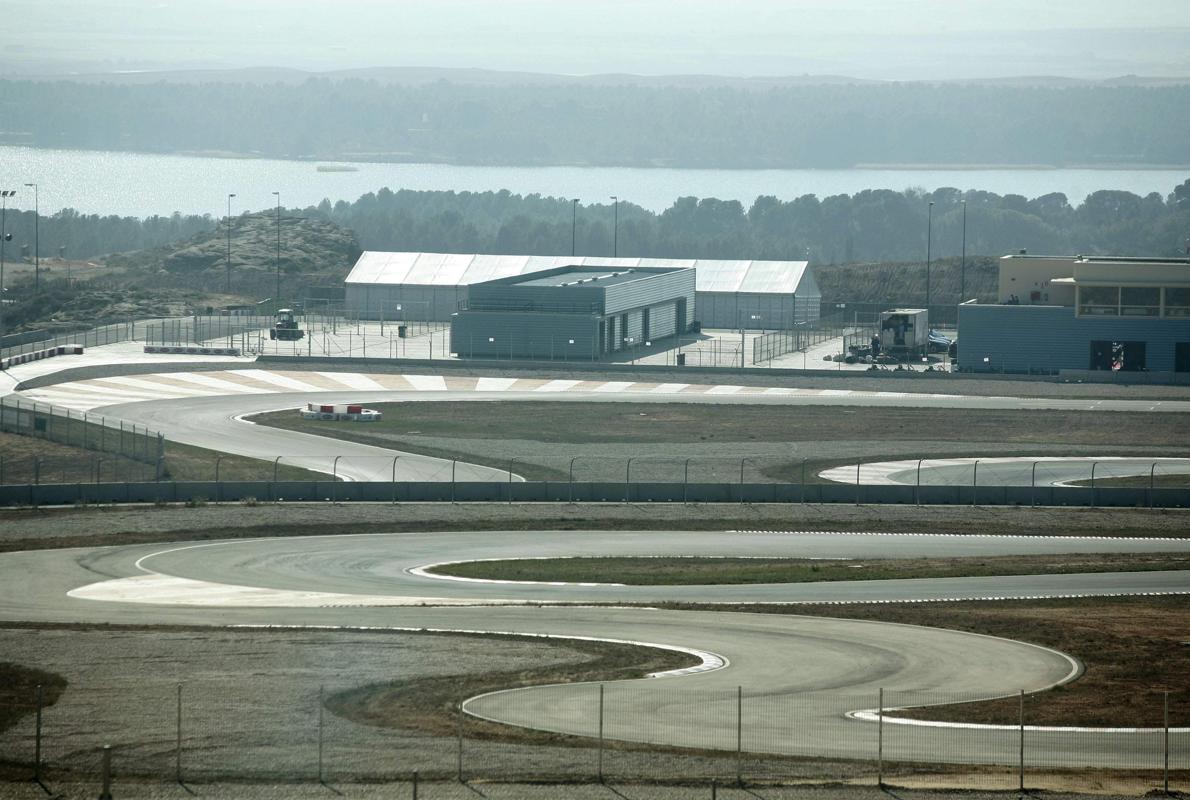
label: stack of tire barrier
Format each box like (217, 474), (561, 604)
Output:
(300, 403), (383, 421)
(0, 344), (84, 370)
(142, 345), (241, 356)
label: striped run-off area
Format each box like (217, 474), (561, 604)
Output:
(19, 369), (962, 412)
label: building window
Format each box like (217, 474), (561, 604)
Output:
(1089, 340), (1146, 371)
(1078, 286), (1119, 316)
(1177, 343), (1190, 373)
(1120, 287), (1160, 317)
(1165, 287), (1190, 318)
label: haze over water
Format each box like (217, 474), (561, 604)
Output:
(2, 146), (1186, 219)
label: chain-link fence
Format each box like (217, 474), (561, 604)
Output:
(0, 395), (164, 480)
(1, 680), (1184, 792)
(751, 312), (852, 364)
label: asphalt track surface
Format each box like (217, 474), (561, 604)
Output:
(820, 456), (1190, 487)
(2, 530), (1188, 767)
(17, 368), (1190, 481)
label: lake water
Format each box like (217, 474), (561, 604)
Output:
(0, 145), (1186, 218)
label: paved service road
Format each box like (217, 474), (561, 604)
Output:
(821, 456), (1190, 487)
(1, 530), (1187, 767)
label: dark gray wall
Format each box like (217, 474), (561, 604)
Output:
(958, 304), (1190, 373)
(450, 311), (601, 359)
(4, 480), (1186, 508)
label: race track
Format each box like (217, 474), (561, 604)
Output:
(17, 368), (1190, 482)
(6, 362), (1190, 769)
(2, 530), (1187, 767)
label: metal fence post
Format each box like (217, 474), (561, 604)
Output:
(597, 683), (605, 782)
(175, 683), (183, 784)
(855, 459), (862, 505)
(1018, 689), (1025, 794)
(915, 458), (923, 506)
(34, 683), (42, 782)
(800, 458), (807, 503)
(735, 685), (743, 786)
(624, 457), (634, 505)
(456, 697), (464, 782)
(877, 687), (883, 788)
(1090, 461), (1098, 508)
(412, 769), (418, 800)
(98, 745), (112, 800)
(318, 684), (325, 783)
(1164, 690), (1170, 795)
(972, 459), (980, 507)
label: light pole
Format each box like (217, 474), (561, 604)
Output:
(571, 198), (579, 258)
(0, 189), (14, 341)
(225, 193), (236, 294)
(960, 198), (967, 305)
(23, 183), (38, 290)
(925, 200), (934, 313)
(272, 191), (281, 307)
(610, 195), (618, 258)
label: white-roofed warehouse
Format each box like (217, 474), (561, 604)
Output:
(344, 252), (820, 329)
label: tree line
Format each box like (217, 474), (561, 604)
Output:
(4, 79), (1190, 167)
(2, 181), (1188, 272)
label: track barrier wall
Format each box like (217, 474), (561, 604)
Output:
(2, 479), (1188, 507)
(0, 679), (1184, 792)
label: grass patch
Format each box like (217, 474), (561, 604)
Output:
(429, 553), (1190, 585)
(0, 662), (67, 734)
(251, 402), (1190, 447)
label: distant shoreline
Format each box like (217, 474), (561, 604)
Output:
(3, 143), (1189, 173)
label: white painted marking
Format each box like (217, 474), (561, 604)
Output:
(404, 374), (448, 391)
(705, 385), (742, 395)
(167, 372), (275, 394)
(475, 377), (519, 392)
(592, 381), (635, 393)
(316, 371), (385, 391)
(227, 369), (324, 393)
(652, 383), (690, 393)
(535, 379), (582, 392)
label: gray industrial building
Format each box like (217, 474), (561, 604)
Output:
(450, 265), (695, 359)
(958, 254), (1190, 376)
(344, 252), (819, 329)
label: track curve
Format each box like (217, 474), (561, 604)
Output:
(2, 530), (1187, 767)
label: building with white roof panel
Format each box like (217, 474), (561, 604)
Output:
(343, 252), (819, 329)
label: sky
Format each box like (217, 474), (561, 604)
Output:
(2, 0), (1189, 80)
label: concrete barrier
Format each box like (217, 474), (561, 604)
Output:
(2, 481), (1186, 508)
(0, 344), (84, 371)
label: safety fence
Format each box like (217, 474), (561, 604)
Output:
(0, 395), (164, 481)
(3, 477), (1189, 508)
(0, 319), (151, 361)
(751, 312), (851, 365)
(0, 680), (1183, 792)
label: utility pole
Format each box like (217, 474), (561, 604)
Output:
(571, 198), (579, 258)
(925, 200), (934, 313)
(959, 198), (968, 304)
(225, 193), (236, 294)
(23, 183), (38, 291)
(272, 191), (281, 306)
(0, 189), (14, 341)
(610, 195), (618, 258)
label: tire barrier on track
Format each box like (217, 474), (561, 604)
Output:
(299, 403), (383, 422)
(142, 345), (241, 356)
(0, 343), (83, 370)
(2, 480), (1188, 507)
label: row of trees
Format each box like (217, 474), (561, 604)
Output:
(4, 79), (1190, 167)
(2, 181), (1188, 269)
